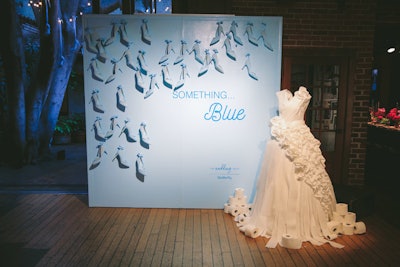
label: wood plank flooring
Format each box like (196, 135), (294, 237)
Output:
(0, 193), (399, 267)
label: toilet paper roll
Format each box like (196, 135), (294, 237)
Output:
(230, 206), (240, 216)
(235, 188), (245, 198)
(336, 203), (348, 216)
(223, 203), (231, 214)
(247, 203), (253, 212)
(343, 223), (354, 235)
(344, 212), (356, 224)
(327, 220), (343, 235)
(229, 196), (238, 205)
(353, 221), (367, 234)
(236, 196), (248, 205)
(332, 211), (345, 223)
(236, 214), (249, 226)
(279, 234), (302, 249)
(238, 214), (249, 222)
(326, 232), (338, 241)
(238, 203), (249, 212)
(244, 225), (261, 238)
(239, 210), (250, 218)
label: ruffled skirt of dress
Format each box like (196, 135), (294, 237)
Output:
(239, 118), (343, 249)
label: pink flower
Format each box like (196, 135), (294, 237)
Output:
(374, 108), (386, 117)
(386, 108), (399, 121)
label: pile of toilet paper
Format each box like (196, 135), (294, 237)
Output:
(224, 188), (367, 240)
(224, 188), (262, 238)
(224, 188), (251, 217)
(328, 203), (367, 237)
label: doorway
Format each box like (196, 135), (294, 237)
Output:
(281, 49), (353, 184)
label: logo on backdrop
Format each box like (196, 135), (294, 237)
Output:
(204, 102), (246, 121)
(210, 163), (240, 180)
(172, 90), (246, 121)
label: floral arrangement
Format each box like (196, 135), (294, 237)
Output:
(370, 107), (400, 127)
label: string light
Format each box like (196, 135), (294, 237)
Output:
(26, 1), (173, 17)
(28, 1), (42, 8)
(27, 0), (92, 16)
(387, 47), (396, 54)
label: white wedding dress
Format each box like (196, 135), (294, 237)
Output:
(240, 86), (343, 249)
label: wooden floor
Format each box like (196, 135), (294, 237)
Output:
(0, 194), (399, 267)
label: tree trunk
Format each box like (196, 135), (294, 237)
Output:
(0, 0), (27, 167)
(39, 0), (82, 153)
(25, 0), (83, 162)
(1, 0), (88, 167)
(25, 0), (60, 163)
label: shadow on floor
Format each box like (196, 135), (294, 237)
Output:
(0, 242), (48, 267)
(0, 143), (88, 194)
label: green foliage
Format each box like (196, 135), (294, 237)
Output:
(71, 113), (85, 131)
(54, 116), (78, 135)
(54, 113), (86, 135)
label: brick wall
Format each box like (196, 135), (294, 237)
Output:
(231, 1), (376, 185)
(173, 0), (379, 185)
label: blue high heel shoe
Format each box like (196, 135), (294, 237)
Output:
(112, 146), (130, 169)
(136, 153), (146, 181)
(141, 18), (151, 45)
(226, 21), (243, 46)
(159, 40), (175, 64)
(258, 22), (274, 51)
(84, 28), (98, 54)
(144, 74), (159, 99)
(104, 21), (119, 46)
(95, 38), (108, 63)
(119, 19), (133, 47)
(174, 63), (190, 91)
(139, 122), (150, 149)
(174, 40), (189, 65)
(92, 117), (107, 141)
(105, 58), (122, 84)
(212, 49), (224, 74)
(242, 53), (258, 80)
(119, 118), (137, 143)
(198, 49), (211, 77)
(137, 50), (149, 75)
(116, 85), (127, 111)
(121, 48), (139, 71)
(89, 142), (107, 170)
(105, 115), (119, 140)
(162, 63), (174, 89)
(190, 40), (204, 65)
(223, 35), (236, 61)
(244, 22), (258, 46)
(210, 21), (224, 46)
(135, 70), (145, 93)
(89, 89), (105, 113)
(87, 58), (104, 82)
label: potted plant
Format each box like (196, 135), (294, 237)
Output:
(53, 115), (78, 145)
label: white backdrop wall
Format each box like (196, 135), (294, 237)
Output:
(82, 14), (282, 208)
